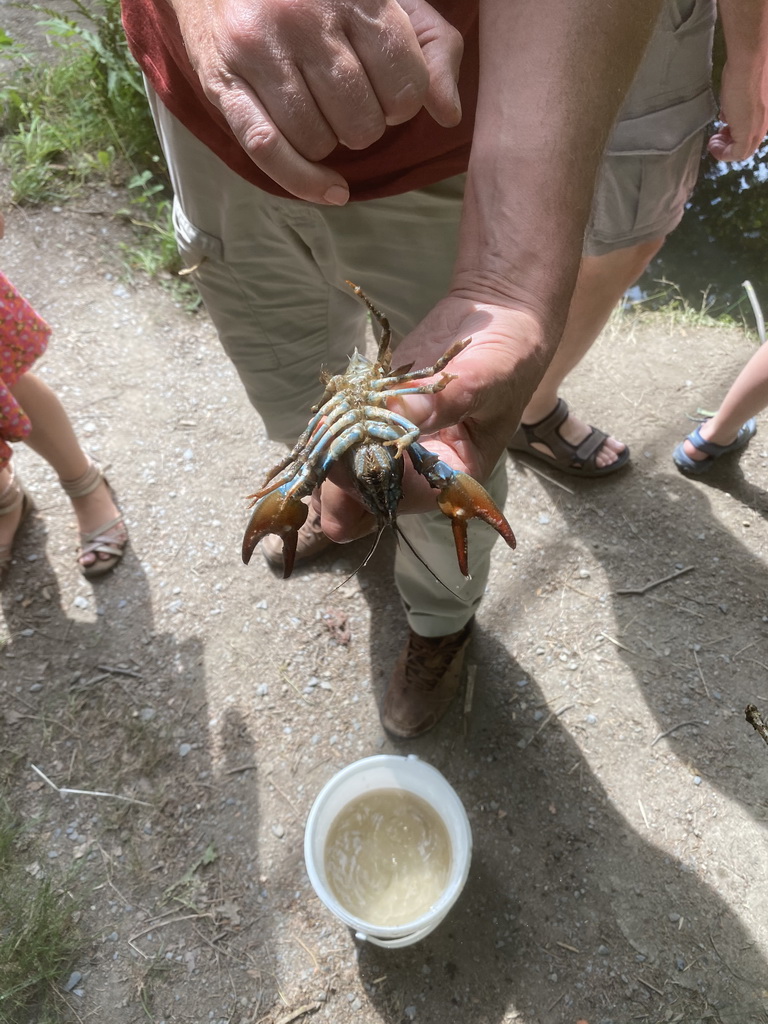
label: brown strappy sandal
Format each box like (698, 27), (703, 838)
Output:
(0, 467), (34, 584)
(508, 398), (630, 478)
(59, 458), (128, 579)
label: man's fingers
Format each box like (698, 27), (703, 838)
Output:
(708, 124), (763, 164)
(215, 86), (351, 204)
(314, 482), (377, 543)
(398, 0), (464, 126)
(302, 54), (389, 150)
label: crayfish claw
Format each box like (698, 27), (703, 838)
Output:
(436, 471), (516, 577)
(408, 442), (516, 578)
(242, 486), (309, 578)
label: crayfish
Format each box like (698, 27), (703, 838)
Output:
(242, 283), (516, 580)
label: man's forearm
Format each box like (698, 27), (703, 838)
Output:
(453, 0), (662, 340)
(718, 0), (768, 71)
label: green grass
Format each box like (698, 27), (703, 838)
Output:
(0, 0), (183, 280)
(0, 799), (83, 1024)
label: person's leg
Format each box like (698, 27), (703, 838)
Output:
(519, 237), (664, 469)
(512, 0), (716, 474)
(11, 373), (126, 569)
(149, 96), (493, 734)
(681, 341), (768, 461)
(0, 461), (26, 560)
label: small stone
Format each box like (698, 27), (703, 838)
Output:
(64, 971), (82, 992)
(693, 775), (702, 785)
(271, 823), (285, 839)
(73, 596), (89, 609)
(178, 743), (192, 757)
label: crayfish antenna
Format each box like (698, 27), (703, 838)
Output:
(392, 524), (473, 601)
(327, 524), (387, 594)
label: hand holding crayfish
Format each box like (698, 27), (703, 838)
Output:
(317, 288), (552, 532)
(242, 284), (522, 579)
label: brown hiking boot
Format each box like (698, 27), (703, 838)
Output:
(380, 621), (473, 739)
(261, 504), (336, 570)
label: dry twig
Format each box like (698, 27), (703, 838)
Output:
(31, 763), (152, 806)
(745, 704), (768, 747)
(615, 564), (693, 595)
(651, 720), (707, 747)
(463, 664), (476, 736)
(274, 1005), (320, 1024)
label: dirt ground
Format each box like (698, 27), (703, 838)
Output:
(2, 187), (768, 1024)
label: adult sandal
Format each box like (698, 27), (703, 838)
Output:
(672, 418), (757, 475)
(0, 468), (34, 584)
(508, 398), (630, 478)
(60, 458), (128, 579)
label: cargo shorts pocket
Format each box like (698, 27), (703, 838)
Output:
(587, 131), (705, 253)
(172, 198), (224, 267)
(171, 199), (286, 372)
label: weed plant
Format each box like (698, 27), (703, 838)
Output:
(0, 799), (82, 1024)
(0, 0), (181, 277)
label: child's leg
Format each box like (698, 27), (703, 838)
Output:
(11, 373), (126, 565)
(0, 462), (24, 555)
(684, 342), (768, 461)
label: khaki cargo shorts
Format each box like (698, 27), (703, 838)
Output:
(585, 0), (717, 256)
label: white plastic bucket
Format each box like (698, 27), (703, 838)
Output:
(304, 754), (472, 948)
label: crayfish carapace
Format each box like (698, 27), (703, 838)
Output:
(242, 282), (516, 579)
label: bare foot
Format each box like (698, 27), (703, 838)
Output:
(526, 407), (626, 470)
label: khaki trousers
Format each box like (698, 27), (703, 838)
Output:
(148, 93), (505, 637)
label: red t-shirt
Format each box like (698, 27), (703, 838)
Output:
(121, 1), (478, 201)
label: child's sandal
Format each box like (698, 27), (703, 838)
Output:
(0, 469), (34, 583)
(59, 458), (128, 579)
(672, 418), (757, 475)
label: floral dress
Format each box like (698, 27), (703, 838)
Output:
(0, 272), (51, 471)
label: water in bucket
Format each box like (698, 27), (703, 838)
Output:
(304, 755), (472, 948)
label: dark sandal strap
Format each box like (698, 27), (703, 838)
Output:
(517, 397), (570, 445)
(515, 398), (610, 471)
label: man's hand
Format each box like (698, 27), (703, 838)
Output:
(171, 0), (463, 204)
(315, 296), (549, 542)
(708, 60), (768, 162)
